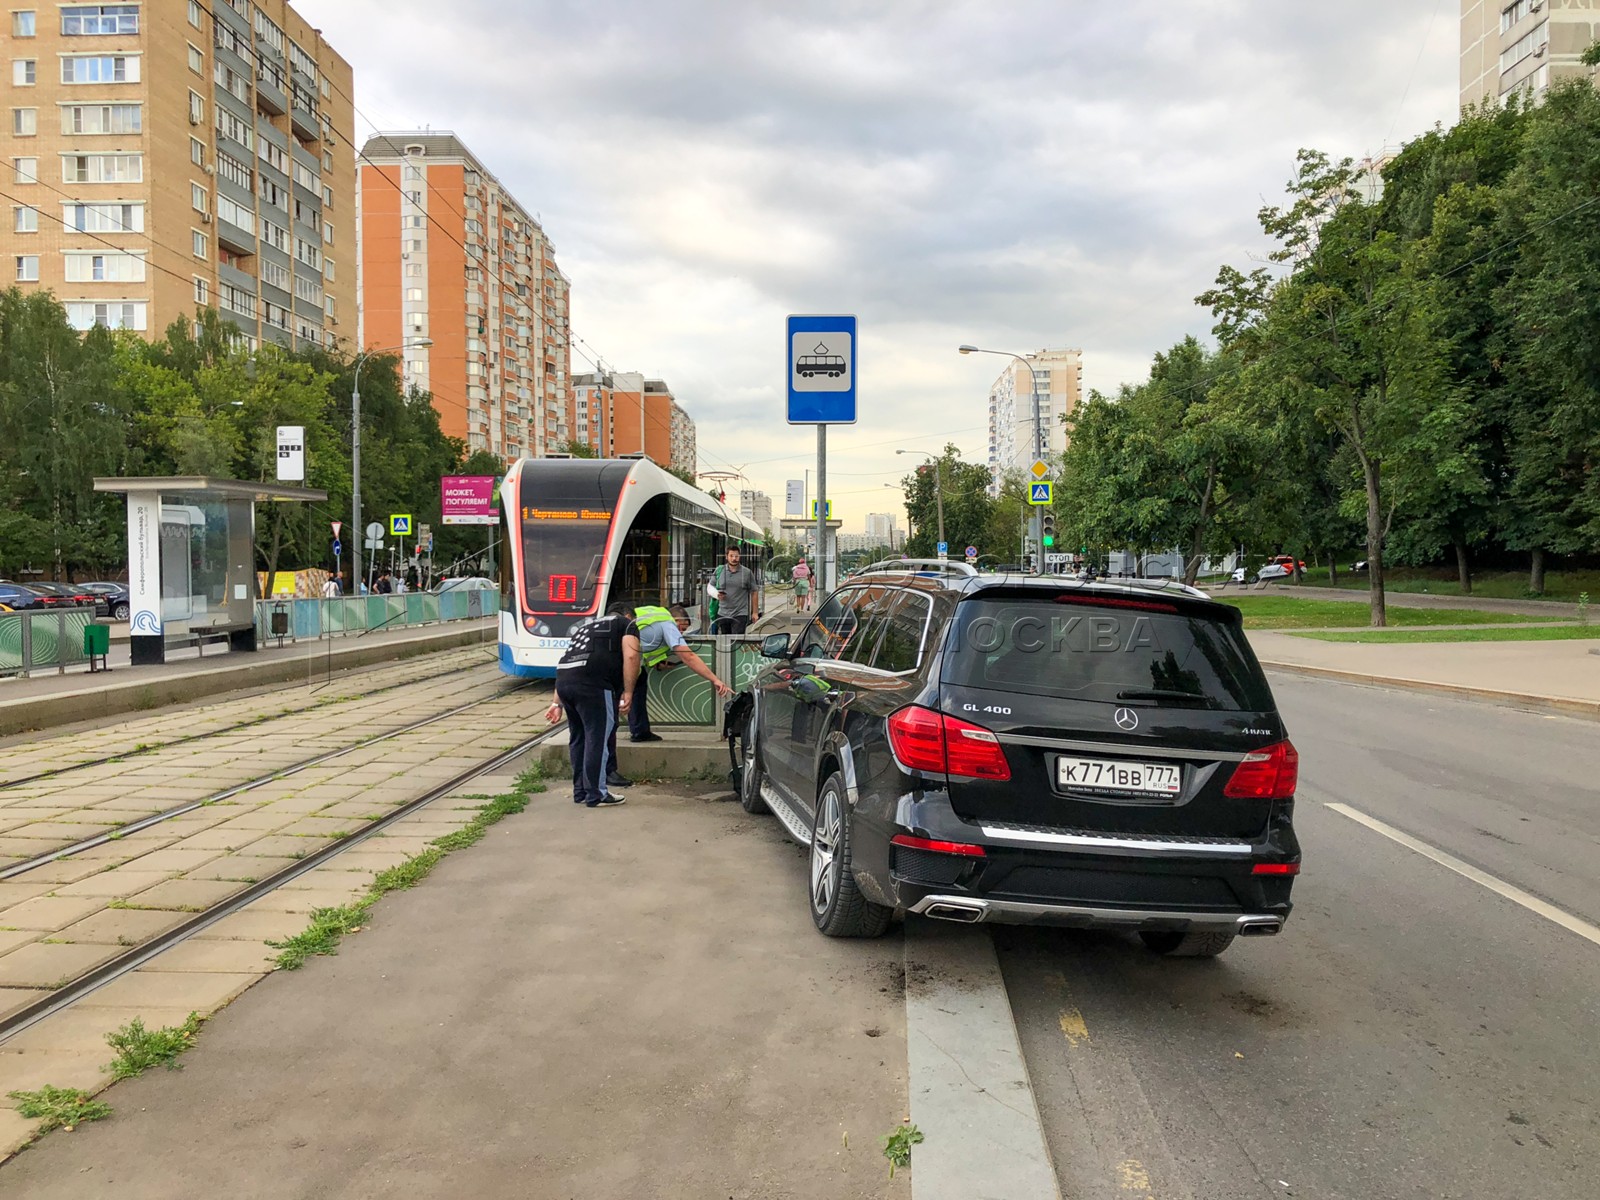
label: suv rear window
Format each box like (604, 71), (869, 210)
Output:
(941, 596), (1274, 712)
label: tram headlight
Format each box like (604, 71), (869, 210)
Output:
(538, 623), (551, 635)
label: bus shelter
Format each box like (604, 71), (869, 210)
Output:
(94, 477), (328, 666)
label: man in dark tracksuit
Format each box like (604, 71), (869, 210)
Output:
(543, 612), (640, 809)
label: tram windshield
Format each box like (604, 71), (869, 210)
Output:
(518, 461), (631, 615)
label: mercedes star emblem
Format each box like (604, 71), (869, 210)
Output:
(1114, 707), (1140, 732)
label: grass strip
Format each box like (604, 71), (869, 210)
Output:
(105, 1013), (203, 1081)
(267, 762), (546, 971)
(1292, 625), (1600, 644)
(1216, 596), (1560, 630)
(6, 1086), (111, 1133)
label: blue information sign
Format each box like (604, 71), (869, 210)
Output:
(786, 314), (858, 425)
(332, 538), (342, 556)
(936, 541), (948, 555)
(1028, 482), (1054, 505)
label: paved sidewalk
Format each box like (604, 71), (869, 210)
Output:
(0, 781), (912, 1198)
(1248, 629), (1600, 714)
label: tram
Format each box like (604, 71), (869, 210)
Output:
(497, 456), (768, 678)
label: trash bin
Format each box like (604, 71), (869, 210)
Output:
(84, 622), (111, 673)
(270, 602), (290, 647)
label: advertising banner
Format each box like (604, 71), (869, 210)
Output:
(441, 476), (499, 525)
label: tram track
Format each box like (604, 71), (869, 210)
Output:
(0, 722), (560, 1044)
(0, 679), (537, 882)
(0, 650), (499, 792)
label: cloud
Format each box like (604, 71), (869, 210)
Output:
(296, 0), (1458, 525)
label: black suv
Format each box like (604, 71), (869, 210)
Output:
(736, 574), (1300, 957)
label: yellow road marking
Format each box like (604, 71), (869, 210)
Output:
(1058, 1006), (1090, 1047)
(1117, 1157), (1154, 1195)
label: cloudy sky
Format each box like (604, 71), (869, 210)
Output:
(298, 0), (1457, 529)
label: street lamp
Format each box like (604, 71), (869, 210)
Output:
(960, 344), (1044, 571)
(896, 450), (944, 556)
(353, 338), (432, 590)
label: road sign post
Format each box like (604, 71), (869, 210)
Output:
(788, 314), (858, 593)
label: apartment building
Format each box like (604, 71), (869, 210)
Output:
(865, 511), (901, 548)
(357, 131), (570, 460)
(568, 369), (697, 473)
(4, 1), (354, 347)
(984, 348), (1082, 494)
(1461, 0), (1599, 106)
(738, 489), (773, 537)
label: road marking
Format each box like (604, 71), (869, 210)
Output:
(1117, 1158), (1155, 1196)
(1058, 1007), (1090, 1047)
(1326, 802), (1600, 948)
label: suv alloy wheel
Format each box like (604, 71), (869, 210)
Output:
(808, 773), (892, 938)
(738, 713), (768, 815)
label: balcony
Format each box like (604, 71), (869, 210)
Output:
(256, 66), (287, 116)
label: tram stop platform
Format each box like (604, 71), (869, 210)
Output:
(0, 620), (498, 738)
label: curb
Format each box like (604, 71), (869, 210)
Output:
(1258, 659), (1600, 722)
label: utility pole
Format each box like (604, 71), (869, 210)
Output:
(933, 458), (946, 558)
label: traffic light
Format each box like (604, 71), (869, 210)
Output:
(1040, 511), (1056, 548)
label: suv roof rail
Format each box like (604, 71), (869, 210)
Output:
(855, 558), (981, 578)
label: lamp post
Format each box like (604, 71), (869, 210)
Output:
(353, 338), (432, 590)
(895, 450), (944, 557)
(960, 344), (1044, 570)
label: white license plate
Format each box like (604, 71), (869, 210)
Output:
(1057, 757), (1181, 795)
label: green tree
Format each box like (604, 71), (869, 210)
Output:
(899, 445), (994, 558)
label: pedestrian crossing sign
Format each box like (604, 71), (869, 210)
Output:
(1028, 482), (1053, 505)
(390, 513), (413, 536)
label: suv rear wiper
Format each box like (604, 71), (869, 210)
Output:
(1116, 689), (1215, 707)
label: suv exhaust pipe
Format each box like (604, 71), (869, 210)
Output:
(923, 901), (985, 924)
(1237, 918), (1282, 937)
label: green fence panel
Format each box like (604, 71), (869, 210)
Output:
(0, 614), (22, 671)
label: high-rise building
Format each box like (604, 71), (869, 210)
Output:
(567, 369), (696, 473)
(739, 489), (773, 536)
(984, 348), (1082, 494)
(1460, 1), (1599, 107)
(3, 0), (354, 347)
(357, 131), (570, 460)
(865, 512), (901, 547)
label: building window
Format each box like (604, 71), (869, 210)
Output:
(13, 206), (38, 233)
(13, 157), (38, 184)
(261, 220), (288, 252)
(62, 103), (141, 134)
(194, 277), (209, 305)
(12, 109), (36, 136)
(217, 150), (251, 190)
(404, 166), (422, 181)
(323, 222), (333, 245)
(323, 258), (335, 282)
(191, 229), (208, 258)
(12, 12), (35, 37)
(261, 260), (289, 290)
(293, 238), (320, 269)
(61, 5), (140, 35)
(66, 302), (146, 331)
(1500, 22), (1550, 75)
(259, 140), (287, 174)
(188, 0), (201, 27)
(322, 150), (332, 171)
(61, 55), (140, 84)
(191, 137), (205, 166)
(405, 263), (422, 278)
(64, 201), (141, 232)
(216, 194), (255, 235)
(188, 44), (203, 73)
(189, 90), (205, 125)
(13, 60), (36, 86)
(191, 183), (208, 213)
(15, 256), (39, 283)
(219, 283), (256, 318)
(405, 288), (423, 302)
(322, 184), (333, 208)
(254, 10), (283, 53)
(214, 104), (253, 151)
(64, 252), (146, 283)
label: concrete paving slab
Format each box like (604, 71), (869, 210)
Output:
(0, 1050), (107, 1104)
(207, 809), (298, 831)
(147, 940), (277, 975)
(238, 886), (369, 915)
(57, 908), (188, 946)
(2, 857), (127, 885)
(77, 970), (257, 1015)
(227, 834), (320, 860)
(0, 896), (110, 933)
(0, 942), (121, 989)
(271, 817), (362, 838)
(0, 1108), (37, 1163)
(0, 931), (41, 956)
(188, 910), (311, 943)
(0, 1006), (199, 1055)
(184, 856), (297, 882)
(157, 827), (252, 852)
(112, 849), (222, 875)
(362, 835), (438, 855)
(123, 879), (244, 911)
(52, 870), (175, 898)
(0, 882), (56, 906)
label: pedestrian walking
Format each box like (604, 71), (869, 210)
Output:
(791, 556), (812, 613)
(374, 570), (393, 595)
(321, 571), (343, 598)
(543, 611), (641, 809)
(624, 603), (734, 746)
(711, 546), (761, 635)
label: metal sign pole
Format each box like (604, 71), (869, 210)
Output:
(816, 425), (827, 593)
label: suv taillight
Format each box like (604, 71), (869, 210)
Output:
(887, 706), (1011, 781)
(1223, 740), (1298, 800)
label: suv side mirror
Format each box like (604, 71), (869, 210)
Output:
(759, 633), (792, 659)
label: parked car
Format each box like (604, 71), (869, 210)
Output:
(79, 582), (131, 621)
(434, 576), (496, 595)
(26, 582), (110, 615)
(0, 582), (52, 611)
(1255, 562), (1292, 582)
(733, 574), (1300, 957)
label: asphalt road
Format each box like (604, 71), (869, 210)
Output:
(998, 673), (1600, 1199)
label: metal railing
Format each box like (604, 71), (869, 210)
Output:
(254, 589), (495, 645)
(0, 609), (96, 678)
